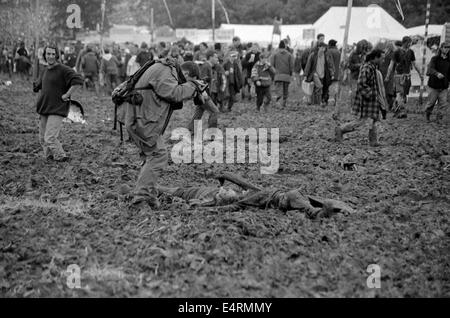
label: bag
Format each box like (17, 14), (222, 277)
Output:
(112, 59), (156, 106)
(302, 79), (314, 96)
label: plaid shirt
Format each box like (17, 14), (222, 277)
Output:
(352, 61), (380, 120)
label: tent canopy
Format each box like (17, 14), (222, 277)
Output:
(405, 24), (444, 37)
(312, 5), (407, 46)
(220, 23), (313, 48)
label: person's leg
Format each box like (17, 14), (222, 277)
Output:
(368, 118), (380, 147)
(321, 79), (330, 105)
(282, 82), (289, 107)
(335, 117), (366, 142)
(228, 85), (235, 111)
(44, 115), (67, 160)
(425, 88), (440, 121)
(255, 86), (264, 111)
(263, 86), (272, 112)
(274, 81), (283, 104)
(133, 136), (168, 208)
(436, 89), (448, 122)
(39, 115), (51, 159)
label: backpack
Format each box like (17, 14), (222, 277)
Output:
(111, 59), (186, 110)
(111, 59), (156, 106)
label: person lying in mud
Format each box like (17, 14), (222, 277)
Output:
(157, 172), (355, 219)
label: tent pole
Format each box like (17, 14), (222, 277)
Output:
(419, 0), (431, 105)
(212, 0), (216, 44)
(33, 0), (40, 81)
(336, 0), (352, 109)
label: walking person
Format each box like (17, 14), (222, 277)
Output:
(251, 52), (276, 112)
(81, 47), (100, 96)
(327, 39), (341, 106)
(424, 41), (450, 123)
(33, 44), (83, 162)
(120, 55), (205, 209)
(271, 41), (294, 108)
(187, 53), (221, 133)
(385, 36), (423, 118)
(223, 51), (243, 112)
(242, 44), (260, 101)
(335, 49), (385, 147)
(101, 48), (121, 96)
(304, 42), (335, 106)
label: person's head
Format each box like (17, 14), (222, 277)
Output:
(104, 48), (110, 54)
(19, 41), (25, 48)
(259, 52), (270, 64)
(200, 42), (208, 51)
(43, 44), (59, 65)
(402, 36), (412, 49)
(440, 41), (450, 57)
(206, 49), (218, 65)
(229, 50), (238, 62)
(328, 39), (337, 48)
(365, 49), (384, 64)
(170, 46), (180, 58)
(317, 33), (325, 43)
(232, 36), (241, 46)
(279, 40), (286, 49)
(250, 44), (259, 53)
(214, 42), (222, 51)
(180, 61), (200, 80)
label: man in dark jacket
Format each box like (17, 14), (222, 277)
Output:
(242, 45), (260, 101)
(425, 41), (450, 122)
(270, 41), (294, 107)
(328, 39), (341, 105)
(304, 42), (335, 106)
(223, 51), (243, 112)
(81, 47), (100, 96)
(33, 45), (83, 162)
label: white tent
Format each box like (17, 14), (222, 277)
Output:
(405, 24), (444, 37)
(220, 23), (313, 48)
(312, 5), (407, 46)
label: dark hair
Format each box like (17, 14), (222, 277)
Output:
(104, 48), (110, 54)
(232, 36), (240, 42)
(181, 61), (200, 79)
(200, 42), (208, 49)
(141, 42), (148, 49)
(317, 33), (325, 40)
(365, 49), (384, 62)
(317, 42), (327, 48)
(402, 36), (412, 45)
(43, 45), (60, 62)
(328, 39), (337, 47)
(279, 41), (286, 49)
(205, 49), (217, 60)
(214, 42), (221, 51)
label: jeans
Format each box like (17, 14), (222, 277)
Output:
(39, 115), (66, 160)
(275, 81), (290, 105)
(425, 87), (448, 116)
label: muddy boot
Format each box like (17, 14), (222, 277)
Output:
(425, 111), (431, 122)
(368, 128), (380, 147)
(335, 125), (354, 142)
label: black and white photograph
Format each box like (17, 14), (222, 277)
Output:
(0, 0), (449, 301)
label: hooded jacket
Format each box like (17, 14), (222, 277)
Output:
(427, 50), (450, 90)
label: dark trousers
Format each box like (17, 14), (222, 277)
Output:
(256, 86), (271, 110)
(227, 84), (236, 110)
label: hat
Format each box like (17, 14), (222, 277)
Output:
(441, 41), (450, 48)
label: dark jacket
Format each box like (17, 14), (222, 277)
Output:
(328, 46), (341, 80)
(251, 61), (275, 87)
(427, 53), (450, 90)
(304, 49), (335, 86)
(81, 52), (100, 75)
(242, 51), (260, 75)
(223, 59), (243, 91)
(34, 63), (83, 117)
(270, 48), (294, 82)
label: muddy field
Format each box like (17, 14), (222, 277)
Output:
(0, 78), (449, 297)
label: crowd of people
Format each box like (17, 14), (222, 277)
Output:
(2, 32), (449, 209)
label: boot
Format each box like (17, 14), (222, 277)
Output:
(368, 128), (380, 147)
(425, 111), (431, 122)
(335, 125), (354, 142)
